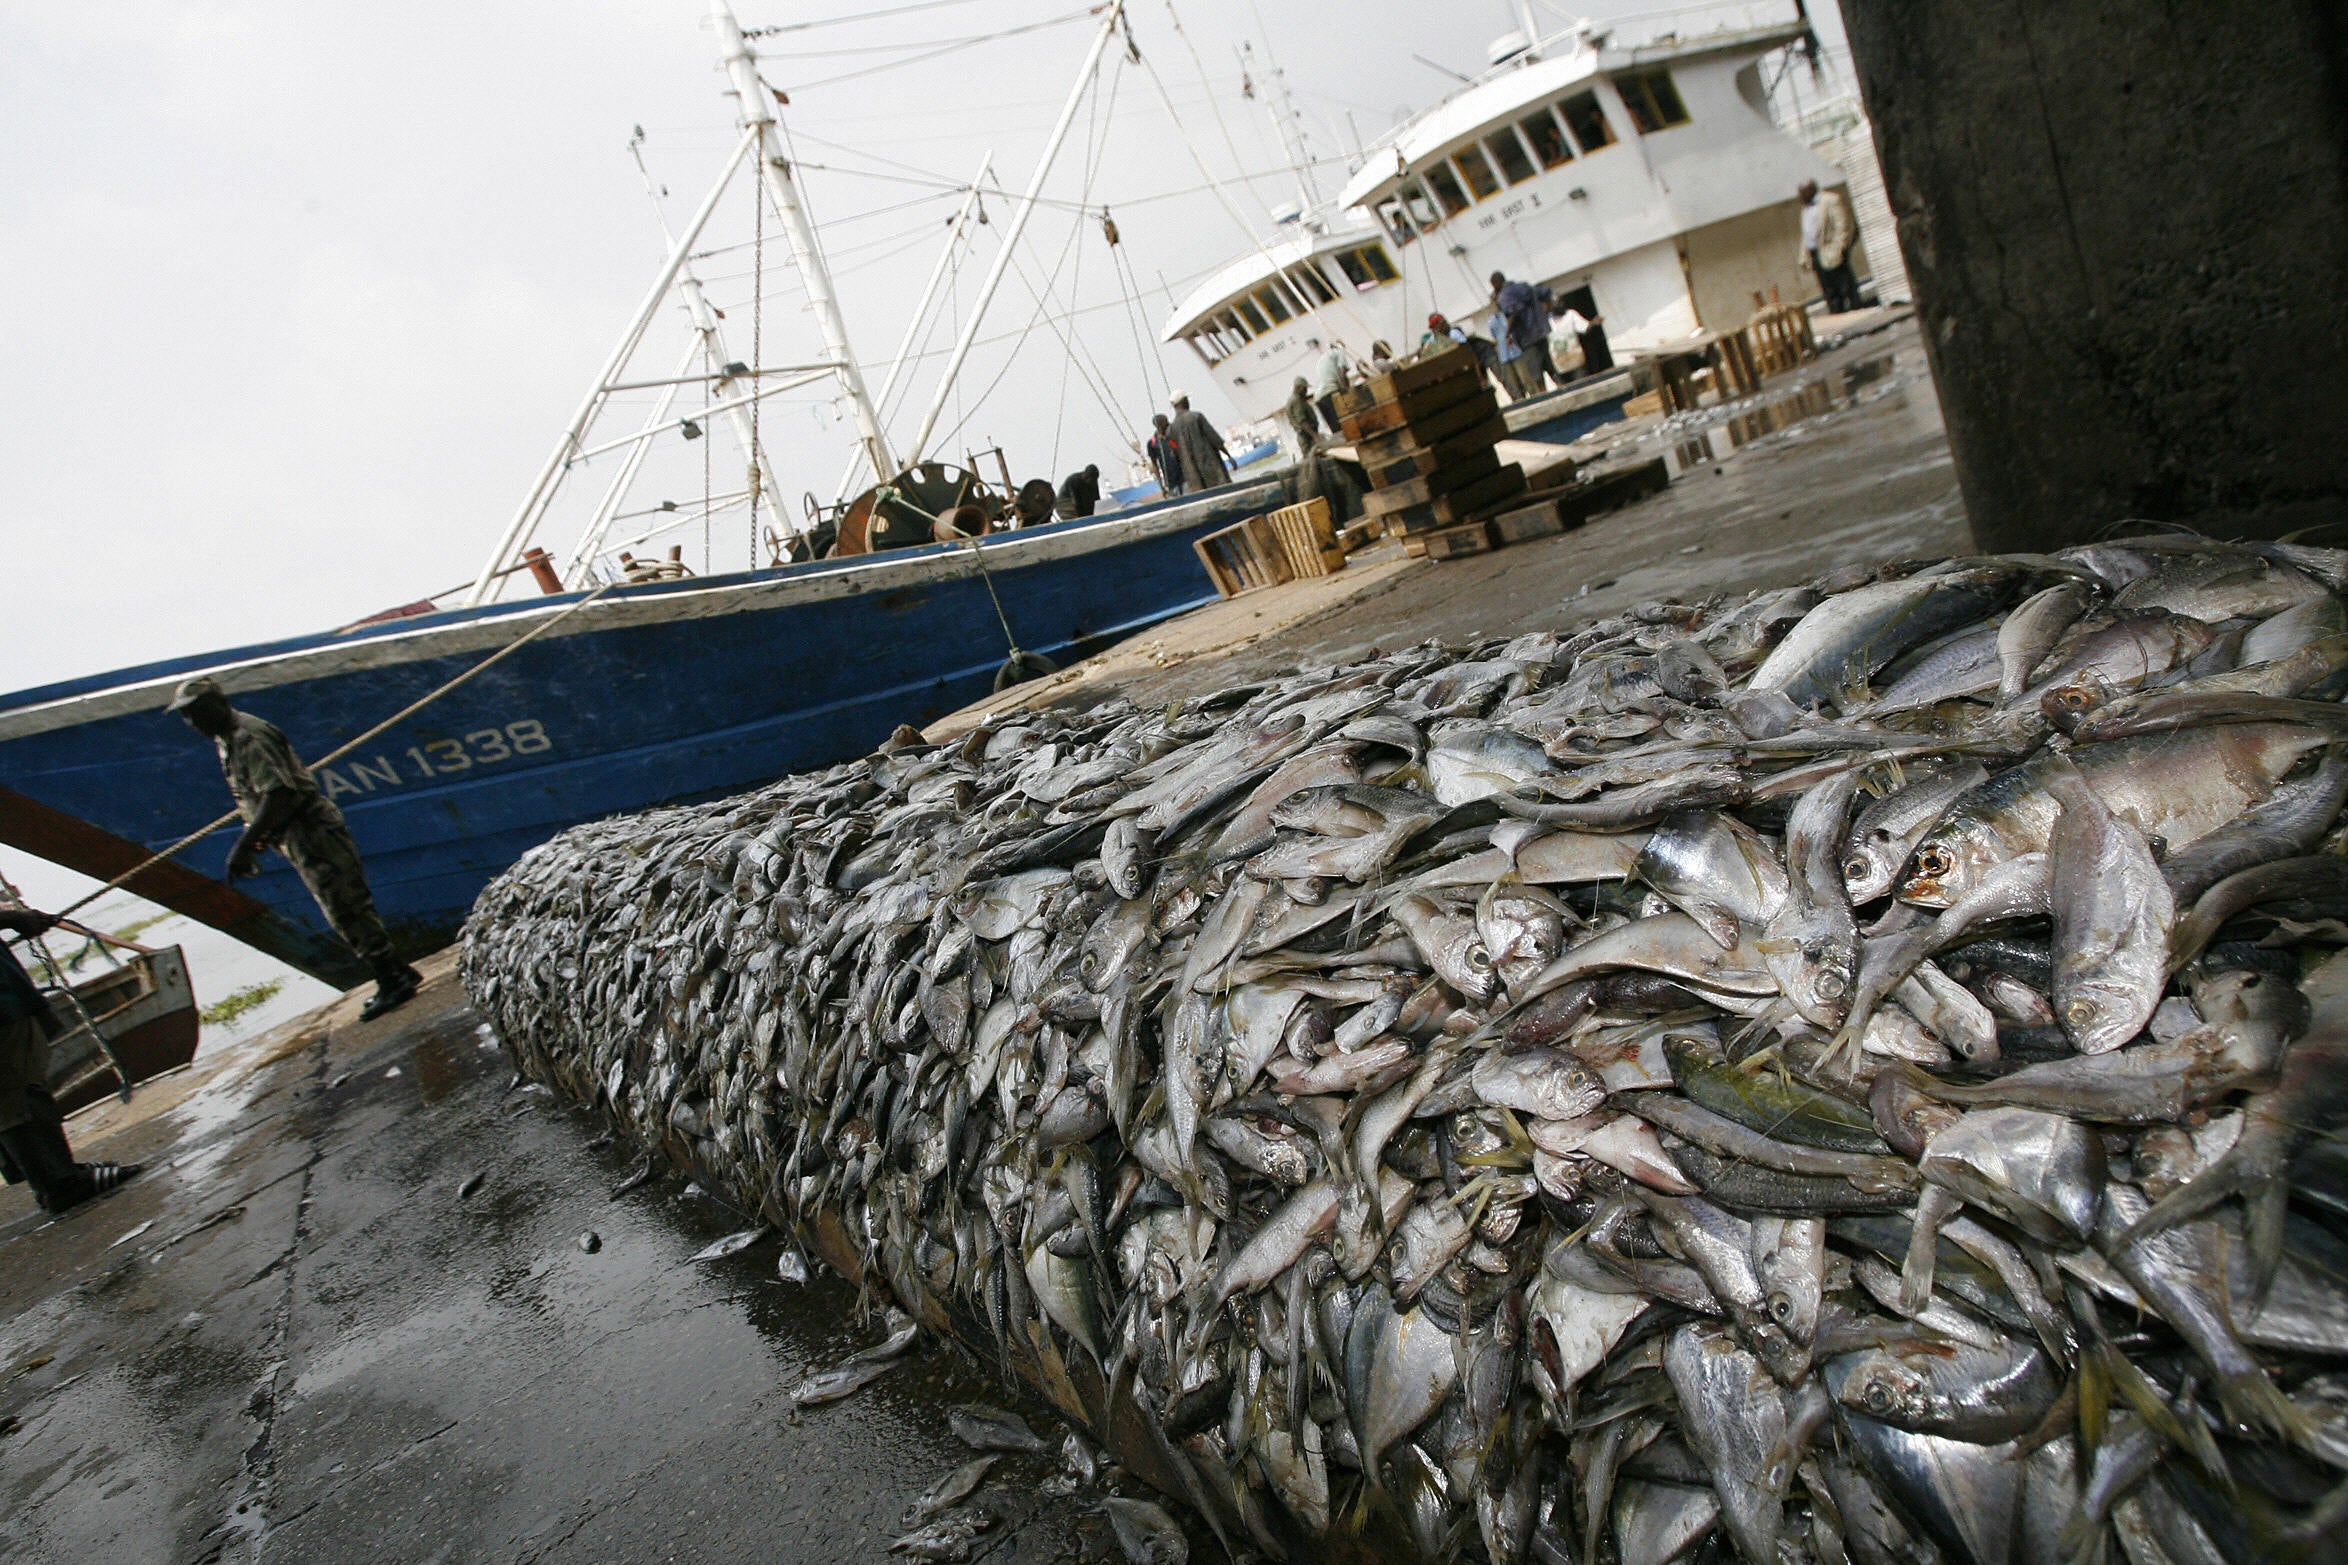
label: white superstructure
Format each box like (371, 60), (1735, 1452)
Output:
(1163, 8), (1860, 422)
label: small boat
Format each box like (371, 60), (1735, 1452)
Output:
(43, 944), (200, 1116)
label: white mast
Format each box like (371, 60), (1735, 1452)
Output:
(832, 152), (995, 506)
(465, 128), (757, 607)
(901, 0), (1128, 469)
(711, 1), (894, 486)
(1242, 39), (1317, 216)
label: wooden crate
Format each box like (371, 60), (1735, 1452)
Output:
(1337, 368), (1491, 442)
(1382, 464), (1528, 534)
(1358, 446), (1502, 513)
(1490, 498), (1567, 543)
(1192, 514), (1292, 597)
(1357, 416), (1511, 489)
(1264, 496), (1344, 579)
(1622, 388), (1666, 418)
(1404, 521), (1495, 560)
(1352, 390), (1504, 464)
(1330, 344), (1478, 418)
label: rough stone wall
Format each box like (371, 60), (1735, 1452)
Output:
(1843, 0), (2348, 550)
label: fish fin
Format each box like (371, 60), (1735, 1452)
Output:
(2217, 1365), (2315, 1447)
(2115, 1152), (2258, 1247)
(2244, 1174), (2290, 1309)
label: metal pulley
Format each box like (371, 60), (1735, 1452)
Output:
(832, 461), (1007, 555)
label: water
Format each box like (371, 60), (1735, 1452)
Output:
(1, 844), (339, 1065)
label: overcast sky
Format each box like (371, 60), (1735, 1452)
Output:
(0, 0), (1851, 699)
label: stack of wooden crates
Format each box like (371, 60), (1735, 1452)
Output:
(1334, 345), (1524, 560)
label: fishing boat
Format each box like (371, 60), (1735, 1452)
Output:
(1162, 1), (1873, 427)
(42, 944), (200, 1116)
(0, 1), (1285, 987)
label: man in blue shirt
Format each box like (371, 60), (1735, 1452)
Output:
(1491, 271), (1560, 396)
(1, 905), (141, 1214)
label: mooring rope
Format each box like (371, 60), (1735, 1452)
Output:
(37, 578), (624, 924)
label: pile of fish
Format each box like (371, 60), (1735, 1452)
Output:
(465, 530), (2348, 1565)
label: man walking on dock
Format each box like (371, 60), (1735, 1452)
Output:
(1167, 392), (1230, 491)
(1799, 180), (1860, 314)
(0, 905), (140, 1214)
(169, 678), (422, 1021)
(1146, 414), (1184, 498)
(1492, 271), (1559, 396)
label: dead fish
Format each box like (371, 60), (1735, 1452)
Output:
(948, 1404), (1046, 1454)
(888, 1509), (994, 1561)
(905, 1455), (999, 1523)
(611, 1158), (656, 1197)
(1099, 1496), (1188, 1564)
(689, 1226), (769, 1263)
(793, 1356), (895, 1406)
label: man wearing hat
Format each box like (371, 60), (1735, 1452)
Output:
(168, 678), (421, 1021)
(1165, 391), (1230, 492)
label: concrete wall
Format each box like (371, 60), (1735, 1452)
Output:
(1679, 198), (1831, 329)
(1842, 0), (2348, 550)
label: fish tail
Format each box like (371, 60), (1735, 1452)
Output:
(2245, 1176), (2291, 1308)
(2217, 1366), (2315, 1446)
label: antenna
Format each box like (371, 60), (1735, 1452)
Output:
(1240, 30), (1318, 216)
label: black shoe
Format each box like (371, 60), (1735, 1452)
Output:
(360, 966), (422, 1022)
(44, 1161), (142, 1215)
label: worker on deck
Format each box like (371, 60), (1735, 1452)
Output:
(168, 678), (422, 1022)
(1146, 414), (1184, 498)
(1308, 342), (1350, 435)
(1799, 179), (1861, 314)
(0, 905), (140, 1214)
(1552, 300), (1611, 379)
(1367, 340), (1399, 377)
(1054, 464), (1101, 520)
(1492, 271), (1559, 397)
(1167, 392), (1231, 492)
(1284, 376), (1322, 457)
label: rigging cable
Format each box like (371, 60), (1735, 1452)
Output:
(751, 138), (767, 566)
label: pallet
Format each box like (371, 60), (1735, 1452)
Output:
(1381, 464), (1528, 534)
(1264, 496), (1344, 579)
(1352, 390), (1504, 464)
(1356, 416), (1512, 489)
(1192, 514), (1293, 597)
(1337, 368), (1491, 442)
(1330, 344), (1479, 418)
(1359, 446), (1503, 514)
(1403, 521), (1495, 560)
(1553, 458), (1670, 527)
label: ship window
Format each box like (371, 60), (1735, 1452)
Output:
(1331, 244), (1397, 290)
(1254, 285), (1293, 325)
(1452, 144), (1502, 201)
(1617, 69), (1690, 133)
(1558, 90), (1616, 153)
(1218, 308), (1251, 344)
(1189, 331), (1222, 366)
(1520, 109), (1573, 169)
(1376, 199), (1416, 247)
(1485, 127), (1537, 185)
(1287, 262), (1338, 305)
(1423, 162), (1471, 216)
(1401, 182), (1441, 230)
(1234, 296), (1270, 334)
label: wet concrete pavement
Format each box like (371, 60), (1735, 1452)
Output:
(2, 959), (1143, 1563)
(4, 317), (1964, 1565)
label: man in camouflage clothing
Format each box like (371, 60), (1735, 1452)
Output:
(168, 678), (421, 1020)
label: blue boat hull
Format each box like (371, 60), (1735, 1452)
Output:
(0, 482), (1279, 985)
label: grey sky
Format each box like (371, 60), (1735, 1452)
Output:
(1, 0), (1850, 700)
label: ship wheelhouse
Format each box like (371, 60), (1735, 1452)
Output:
(1163, 12), (1856, 424)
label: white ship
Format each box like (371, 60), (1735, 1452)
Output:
(1163, 3), (1882, 424)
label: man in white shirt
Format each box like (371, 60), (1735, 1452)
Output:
(1308, 343), (1350, 434)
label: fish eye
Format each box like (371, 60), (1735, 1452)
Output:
(1467, 945), (1493, 970)
(1844, 857), (1872, 882)
(1768, 1291), (1793, 1322)
(1915, 845), (1952, 877)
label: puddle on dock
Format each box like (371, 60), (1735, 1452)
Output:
(1644, 351), (1913, 476)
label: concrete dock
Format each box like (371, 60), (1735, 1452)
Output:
(2, 318), (1962, 1565)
